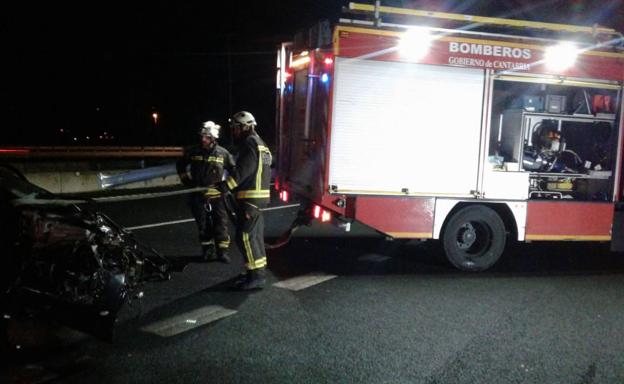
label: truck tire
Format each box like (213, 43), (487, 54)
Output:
(442, 205), (506, 272)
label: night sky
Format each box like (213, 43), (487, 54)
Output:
(3, 0), (623, 147)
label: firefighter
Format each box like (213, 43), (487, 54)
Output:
(177, 121), (235, 263)
(218, 111), (272, 290)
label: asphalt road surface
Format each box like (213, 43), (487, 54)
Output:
(6, 192), (624, 384)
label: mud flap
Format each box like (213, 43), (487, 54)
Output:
(611, 203), (624, 252)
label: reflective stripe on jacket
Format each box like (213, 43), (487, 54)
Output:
(228, 133), (272, 207)
(176, 144), (235, 188)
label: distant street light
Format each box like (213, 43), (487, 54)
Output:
(152, 112), (159, 124)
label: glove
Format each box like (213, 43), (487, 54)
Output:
(216, 181), (230, 194)
(179, 172), (193, 187)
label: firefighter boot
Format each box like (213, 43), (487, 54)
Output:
(202, 244), (217, 262)
(234, 268), (266, 291)
(217, 250), (231, 264)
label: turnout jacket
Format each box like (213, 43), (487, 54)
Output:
(177, 144), (235, 197)
(225, 133), (272, 207)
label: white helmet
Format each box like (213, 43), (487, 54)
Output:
(230, 111), (257, 129)
(199, 121), (220, 139)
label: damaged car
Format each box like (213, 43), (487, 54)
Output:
(0, 164), (171, 340)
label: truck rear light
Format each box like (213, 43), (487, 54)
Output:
(279, 190), (289, 202)
(274, 176), (280, 190)
(313, 205), (321, 219)
(321, 210), (332, 223)
(312, 205), (332, 222)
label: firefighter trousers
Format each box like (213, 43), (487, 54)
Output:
(235, 202), (267, 271)
(189, 193), (230, 255)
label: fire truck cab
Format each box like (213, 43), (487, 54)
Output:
(275, 2), (624, 271)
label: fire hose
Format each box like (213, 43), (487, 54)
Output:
(220, 191), (303, 250)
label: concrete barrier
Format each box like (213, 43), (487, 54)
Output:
(24, 170), (181, 194)
(8, 159), (182, 194)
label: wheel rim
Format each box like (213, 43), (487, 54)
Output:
(455, 220), (493, 259)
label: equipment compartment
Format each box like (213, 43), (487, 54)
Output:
(488, 78), (620, 201)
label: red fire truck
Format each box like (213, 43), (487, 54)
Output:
(275, 2), (624, 271)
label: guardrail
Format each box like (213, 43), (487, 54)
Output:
(0, 146), (184, 159)
(1, 146), (185, 193)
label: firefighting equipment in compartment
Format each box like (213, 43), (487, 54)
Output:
(545, 95), (566, 114)
(546, 179), (574, 191)
(518, 95), (544, 112)
(523, 121), (583, 173)
(200, 121), (221, 139)
(524, 147), (583, 173)
(230, 111), (257, 129)
(532, 120), (562, 152)
(592, 94), (613, 114)
(587, 122), (612, 170)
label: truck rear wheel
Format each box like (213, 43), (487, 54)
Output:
(442, 205), (506, 272)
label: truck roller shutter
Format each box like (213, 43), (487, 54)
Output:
(329, 57), (485, 197)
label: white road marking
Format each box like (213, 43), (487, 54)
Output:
(273, 272), (337, 291)
(261, 203), (300, 211)
(141, 305), (237, 337)
(126, 204), (300, 231)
